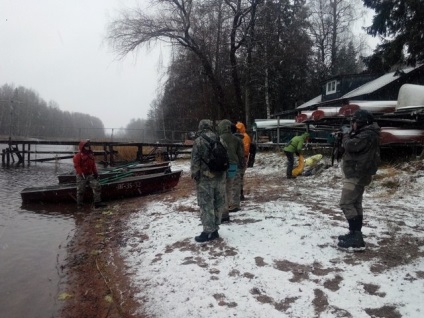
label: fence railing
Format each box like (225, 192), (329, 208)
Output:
(1, 128), (195, 144)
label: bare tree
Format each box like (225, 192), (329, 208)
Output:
(224, 0), (260, 121)
(111, 0), (316, 126)
(107, 0), (229, 120)
(308, 0), (363, 76)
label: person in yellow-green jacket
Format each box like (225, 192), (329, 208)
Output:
(283, 132), (309, 179)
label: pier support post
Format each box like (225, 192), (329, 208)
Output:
(6, 148), (10, 165)
(27, 143), (31, 164)
(109, 145), (114, 166)
(136, 146), (143, 162)
(103, 145), (108, 163)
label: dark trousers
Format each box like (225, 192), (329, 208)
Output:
(284, 151), (294, 177)
(339, 176), (372, 231)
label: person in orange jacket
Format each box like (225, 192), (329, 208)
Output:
(73, 139), (106, 208)
(235, 121), (251, 201)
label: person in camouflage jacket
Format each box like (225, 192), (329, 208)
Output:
(191, 119), (226, 242)
(338, 110), (381, 251)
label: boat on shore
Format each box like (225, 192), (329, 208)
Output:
(57, 164), (171, 184)
(21, 170), (183, 204)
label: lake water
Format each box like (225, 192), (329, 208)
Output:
(0, 145), (77, 318)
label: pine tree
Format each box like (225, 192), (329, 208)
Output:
(364, 0), (424, 71)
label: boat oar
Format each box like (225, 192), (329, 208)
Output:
(102, 161), (138, 172)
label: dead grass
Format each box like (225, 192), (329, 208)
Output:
(91, 145), (159, 162)
(380, 179), (401, 190)
(373, 167), (399, 181)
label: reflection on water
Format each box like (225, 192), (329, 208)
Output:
(0, 146), (78, 318)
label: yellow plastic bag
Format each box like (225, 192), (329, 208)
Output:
(304, 154), (322, 167)
(292, 154), (304, 176)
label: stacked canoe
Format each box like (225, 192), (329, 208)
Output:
(292, 84), (424, 145)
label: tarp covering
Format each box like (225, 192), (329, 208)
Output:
(304, 154), (322, 167)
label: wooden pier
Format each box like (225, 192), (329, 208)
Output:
(0, 139), (193, 166)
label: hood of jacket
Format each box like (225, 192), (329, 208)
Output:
(301, 132), (309, 140)
(198, 119), (213, 132)
(236, 122), (246, 134)
(78, 139), (90, 151)
(218, 119), (232, 135)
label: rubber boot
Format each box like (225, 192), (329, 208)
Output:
(240, 189), (245, 201)
(195, 232), (214, 243)
(338, 230), (354, 241)
(221, 212), (230, 223)
(357, 215), (363, 232)
(338, 218), (355, 241)
(337, 230), (365, 251)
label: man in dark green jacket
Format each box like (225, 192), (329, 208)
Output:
(218, 120), (244, 219)
(338, 110), (380, 251)
(283, 132), (309, 179)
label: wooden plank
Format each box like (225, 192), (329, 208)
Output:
(30, 155), (74, 162)
(30, 153), (106, 162)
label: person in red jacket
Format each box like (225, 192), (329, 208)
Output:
(73, 139), (106, 208)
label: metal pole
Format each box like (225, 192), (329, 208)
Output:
(277, 116), (280, 145)
(9, 99), (13, 142)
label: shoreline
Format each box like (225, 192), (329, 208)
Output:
(59, 198), (149, 318)
(58, 172), (194, 318)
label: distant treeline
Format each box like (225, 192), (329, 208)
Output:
(0, 84), (105, 139)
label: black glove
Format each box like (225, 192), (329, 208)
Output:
(93, 173), (99, 179)
(295, 152), (300, 156)
(191, 172), (200, 181)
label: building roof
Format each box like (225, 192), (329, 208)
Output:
(342, 67), (416, 99)
(297, 65), (422, 110)
(297, 95), (322, 110)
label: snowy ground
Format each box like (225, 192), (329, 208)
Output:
(121, 152), (424, 318)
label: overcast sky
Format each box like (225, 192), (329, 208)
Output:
(0, 0), (170, 129)
(0, 1), (378, 130)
